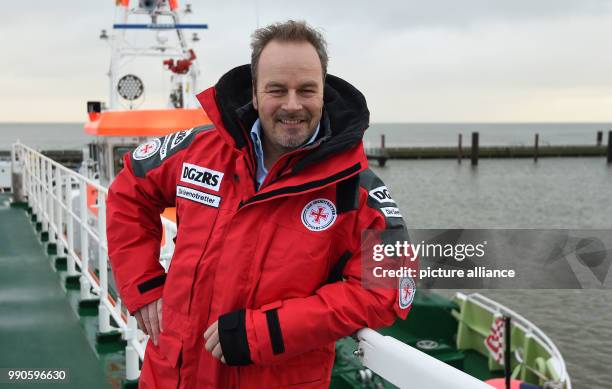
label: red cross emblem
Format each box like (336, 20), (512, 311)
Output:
(133, 138), (161, 160)
(140, 143), (155, 153)
(399, 276), (415, 309)
(301, 199), (336, 231)
(402, 284), (412, 301)
(309, 206), (328, 223)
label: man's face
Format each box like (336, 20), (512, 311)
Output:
(252, 40), (324, 152)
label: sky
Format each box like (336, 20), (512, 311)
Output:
(1, 0), (612, 123)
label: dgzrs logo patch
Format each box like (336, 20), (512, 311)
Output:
(133, 138), (162, 160)
(369, 185), (395, 204)
(180, 162), (224, 192)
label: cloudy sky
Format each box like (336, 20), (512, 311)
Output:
(1, 0), (612, 123)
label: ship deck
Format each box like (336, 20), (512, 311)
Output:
(0, 193), (112, 389)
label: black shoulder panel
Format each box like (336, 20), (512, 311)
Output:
(131, 125), (214, 178)
(336, 174), (360, 214)
(358, 169), (407, 230)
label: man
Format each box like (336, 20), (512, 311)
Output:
(107, 20), (412, 388)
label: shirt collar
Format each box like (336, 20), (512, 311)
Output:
(249, 119), (320, 158)
(249, 119), (320, 189)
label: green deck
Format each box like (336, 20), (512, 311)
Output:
(0, 194), (112, 389)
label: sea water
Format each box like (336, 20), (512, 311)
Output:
(373, 158), (612, 388)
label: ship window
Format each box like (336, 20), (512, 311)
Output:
(113, 146), (136, 176)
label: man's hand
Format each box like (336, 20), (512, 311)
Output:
(134, 298), (163, 346)
(203, 320), (226, 363)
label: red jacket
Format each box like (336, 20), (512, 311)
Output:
(107, 65), (412, 388)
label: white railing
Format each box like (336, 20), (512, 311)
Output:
(455, 292), (572, 389)
(10, 141), (176, 381)
(356, 328), (494, 389)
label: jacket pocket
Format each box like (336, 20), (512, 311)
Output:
(140, 333), (183, 389)
(158, 333), (183, 368)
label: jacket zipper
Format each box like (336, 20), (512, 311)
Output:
(237, 162), (362, 210)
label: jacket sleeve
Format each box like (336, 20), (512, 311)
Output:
(218, 172), (415, 366)
(106, 128), (205, 314)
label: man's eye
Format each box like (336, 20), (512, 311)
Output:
(268, 89), (285, 95)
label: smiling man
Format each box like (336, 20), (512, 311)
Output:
(248, 30), (326, 190)
(107, 20), (413, 388)
(252, 39), (324, 166)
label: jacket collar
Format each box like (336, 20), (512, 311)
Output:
(196, 64), (370, 171)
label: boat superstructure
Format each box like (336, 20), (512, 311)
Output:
(84, 0), (211, 187)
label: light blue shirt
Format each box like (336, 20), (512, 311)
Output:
(249, 119), (320, 190)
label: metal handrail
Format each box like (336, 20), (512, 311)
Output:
(356, 328), (494, 389)
(10, 141), (177, 380)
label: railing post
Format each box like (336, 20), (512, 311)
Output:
(20, 148), (26, 198)
(33, 154), (39, 215)
(24, 150), (32, 205)
(125, 316), (141, 380)
(38, 156), (43, 219)
(10, 143), (25, 203)
(48, 161), (56, 245)
(54, 167), (64, 256)
(41, 158), (49, 234)
(65, 176), (78, 276)
(79, 180), (92, 300)
(97, 190), (112, 333)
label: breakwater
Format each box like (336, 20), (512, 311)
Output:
(367, 145), (606, 159)
(366, 130), (612, 166)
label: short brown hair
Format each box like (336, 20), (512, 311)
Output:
(250, 20), (328, 88)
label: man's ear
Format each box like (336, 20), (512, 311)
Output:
(252, 81), (258, 110)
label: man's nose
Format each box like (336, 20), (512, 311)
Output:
(282, 91), (302, 111)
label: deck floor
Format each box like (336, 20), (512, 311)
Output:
(0, 194), (111, 389)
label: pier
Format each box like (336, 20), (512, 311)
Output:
(366, 130), (612, 165)
(366, 144), (607, 160)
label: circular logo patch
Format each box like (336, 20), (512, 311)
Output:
(132, 138), (161, 160)
(301, 199), (337, 232)
(399, 276), (416, 309)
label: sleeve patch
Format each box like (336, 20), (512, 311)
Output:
(368, 185), (396, 204)
(359, 169), (406, 229)
(133, 138), (162, 160)
(131, 125), (214, 178)
(381, 206), (402, 218)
